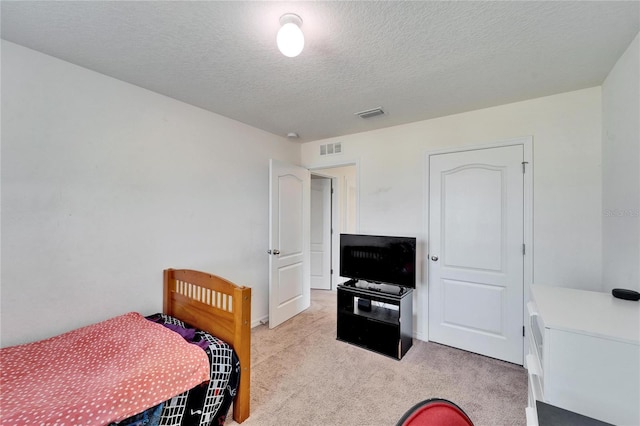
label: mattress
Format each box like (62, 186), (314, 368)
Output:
(119, 313), (241, 426)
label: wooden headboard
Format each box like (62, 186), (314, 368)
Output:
(163, 268), (251, 423)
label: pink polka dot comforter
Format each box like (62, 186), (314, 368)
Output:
(0, 312), (210, 425)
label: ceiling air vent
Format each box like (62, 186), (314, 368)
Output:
(320, 142), (342, 156)
(355, 107), (385, 119)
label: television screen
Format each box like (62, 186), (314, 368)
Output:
(340, 234), (416, 288)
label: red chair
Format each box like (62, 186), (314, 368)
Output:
(396, 398), (474, 426)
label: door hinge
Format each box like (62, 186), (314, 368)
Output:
(523, 326), (525, 337)
(331, 188), (334, 194)
(522, 244), (526, 255)
(331, 269), (334, 275)
(522, 161), (529, 173)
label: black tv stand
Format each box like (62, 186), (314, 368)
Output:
(337, 283), (413, 360)
(342, 279), (408, 296)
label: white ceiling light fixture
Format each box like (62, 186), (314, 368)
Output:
(277, 14), (304, 58)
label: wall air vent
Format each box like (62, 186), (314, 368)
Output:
(320, 142), (342, 156)
(355, 107), (385, 119)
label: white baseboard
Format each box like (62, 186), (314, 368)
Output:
(252, 315), (268, 328)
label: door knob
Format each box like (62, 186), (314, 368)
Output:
(431, 255), (439, 261)
(273, 249), (281, 255)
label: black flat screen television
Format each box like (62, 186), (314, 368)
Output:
(340, 234), (416, 288)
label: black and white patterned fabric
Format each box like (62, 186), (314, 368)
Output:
(112, 313), (240, 426)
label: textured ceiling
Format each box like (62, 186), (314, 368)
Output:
(2, 1), (639, 142)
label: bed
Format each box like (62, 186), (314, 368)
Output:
(0, 268), (252, 425)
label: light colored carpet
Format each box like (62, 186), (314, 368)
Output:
(229, 289), (527, 426)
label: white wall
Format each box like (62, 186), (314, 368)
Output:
(1, 41), (300, 347)
(602, 33), (640, 292)
(302, 88), (603, 340)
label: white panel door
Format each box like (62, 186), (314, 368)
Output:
(310, 178), (331, 290)
(269, 159), (310, 329)
(428, 145), (524, 364)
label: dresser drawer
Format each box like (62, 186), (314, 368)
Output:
(526, 354), (544, 403)
(526, 301), (545, 373)
(526, 353), (544, 426)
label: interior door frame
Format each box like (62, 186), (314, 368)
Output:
(307, 160), (360, 290)
(422, 136), (533, 357)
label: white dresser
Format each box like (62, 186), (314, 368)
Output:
(526, 285), (640, 426)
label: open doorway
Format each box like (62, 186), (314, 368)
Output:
(310, 175), (332, 290)
(310, 165), (357, 290)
